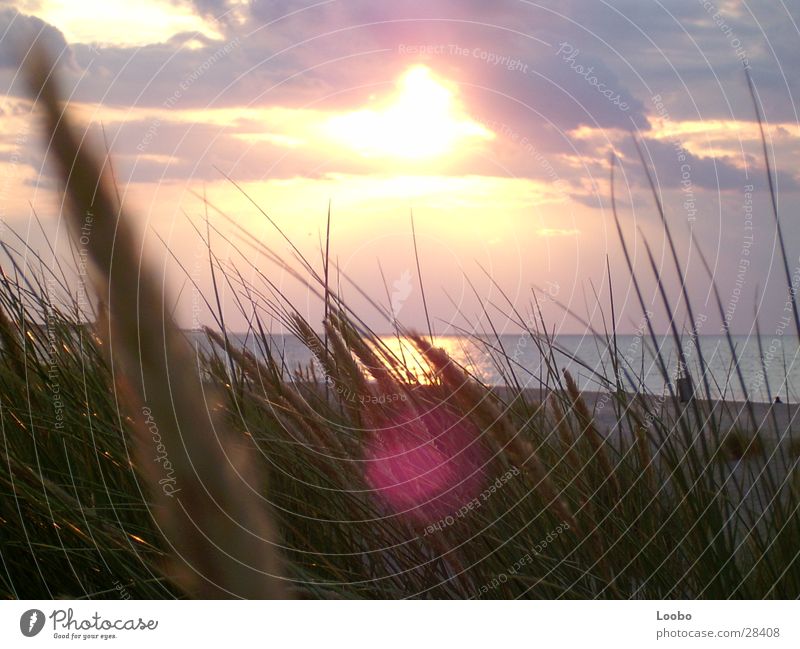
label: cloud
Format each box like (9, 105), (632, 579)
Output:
(5, 1), (800, 203)
(0, 8), (70, 69)
(5, 0), (792, 143)
(615, 135), (799, 194)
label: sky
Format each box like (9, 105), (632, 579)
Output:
(1, 0), (800, 337)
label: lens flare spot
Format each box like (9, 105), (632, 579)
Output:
(364, 405), (487, 523)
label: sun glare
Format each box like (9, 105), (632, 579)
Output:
(324, 66), (493, 159)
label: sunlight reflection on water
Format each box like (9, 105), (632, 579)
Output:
(200, 333), (800, 403)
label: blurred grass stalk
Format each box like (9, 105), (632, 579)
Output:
(21, 46), (286, 598)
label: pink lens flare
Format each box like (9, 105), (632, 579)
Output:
(364, 404), (488, 522)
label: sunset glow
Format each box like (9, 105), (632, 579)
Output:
(1, 0), (797, 338)
(324, 66), (493, 159)
(4, 0), (800, 611)
(32, 0), (221, 46)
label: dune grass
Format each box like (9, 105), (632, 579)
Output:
(1, 48), (799, 599)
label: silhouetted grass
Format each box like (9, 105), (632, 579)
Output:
(0, 46), (798, 599)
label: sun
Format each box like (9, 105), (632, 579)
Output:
(324, 66), (493, 159)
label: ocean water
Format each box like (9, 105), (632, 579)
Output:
(198, 333), (800, 404)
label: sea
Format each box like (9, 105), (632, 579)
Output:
(197, 333), (800, 404)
